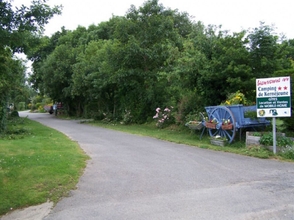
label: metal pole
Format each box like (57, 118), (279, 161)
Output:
(272, 117), (276, 154)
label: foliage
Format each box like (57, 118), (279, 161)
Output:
(0, 0), (61, 132)
(29, 95), (53, 112)
(247, 22), (290, 79)
(0, 117), (28, 140)
(23, 0), (294, 133)
(0, 0), (62, 53)
(120, 110), (133, 125)
(192, 29), (253, 106)
(0, 50), (26, 132)
(275, 118), (287, 133)
(259, 133), (293, 147)
(244, 145), (272, 159)
(175, 91), (203, 124)
(251, 132), (262, 136)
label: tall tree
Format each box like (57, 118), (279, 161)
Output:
(0, 49), (26, 130)
(109, 0), (191, 121)
(247, 22), (283, 78)
(0, 0), (61, 132)
(205, 31), (252, 103)
(34, 28), (88, 115)
(184, 24), (252, 106)
(27, 27), (69, 90)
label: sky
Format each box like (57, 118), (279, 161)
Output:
(13, 0), (294, 39)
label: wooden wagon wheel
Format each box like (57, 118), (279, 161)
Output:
(207, 106), (236, 143)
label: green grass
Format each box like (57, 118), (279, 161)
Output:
(88, 121), (293, 161)
(0, 118), (89, 216)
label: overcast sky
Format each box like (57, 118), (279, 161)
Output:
(13, 0), (294, 39)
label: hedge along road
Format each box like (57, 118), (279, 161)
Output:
(17, 112), (294, 220)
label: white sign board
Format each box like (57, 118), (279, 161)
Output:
(256, 76), (291, 117)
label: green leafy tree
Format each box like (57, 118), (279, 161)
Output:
(274, 65), (294, 132)
(34, 28), (87, 116)
(247, 22), (289, 78)
(0, 0), (62, 53)
(0, 49), (26, 130)
(209, 31), (253, 103)
(23, 0), (294, 129)
(108, 0), (190, 121)
(165, 27), (208, 120)
(27, 27), (69, 91)
(69, 0), (192, 121)
(72, 39), (121, 118)
(0, 0), (61, 131)
(184, 24), (252, 106)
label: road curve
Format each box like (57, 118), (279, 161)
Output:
(20, 112), (294, 220)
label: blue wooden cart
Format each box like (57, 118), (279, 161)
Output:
(202, 105), (271, 143)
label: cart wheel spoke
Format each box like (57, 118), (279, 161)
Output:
(207, 106), (236, 144)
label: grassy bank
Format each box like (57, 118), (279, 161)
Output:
(0, 118), (89, 216)
(88, 121), (294, 161)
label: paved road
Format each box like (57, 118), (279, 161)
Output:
(20, 112), (294, 220)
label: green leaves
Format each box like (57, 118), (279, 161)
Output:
(0, 0), (62, 132)
(23, 0), (294, 130)
(247, 22), (288, 78)
(0, 0), (62, 52)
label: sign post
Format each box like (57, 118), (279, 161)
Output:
(256, 76), (291, 153)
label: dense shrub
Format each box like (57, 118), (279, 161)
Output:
(259, 133), (293, 147)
